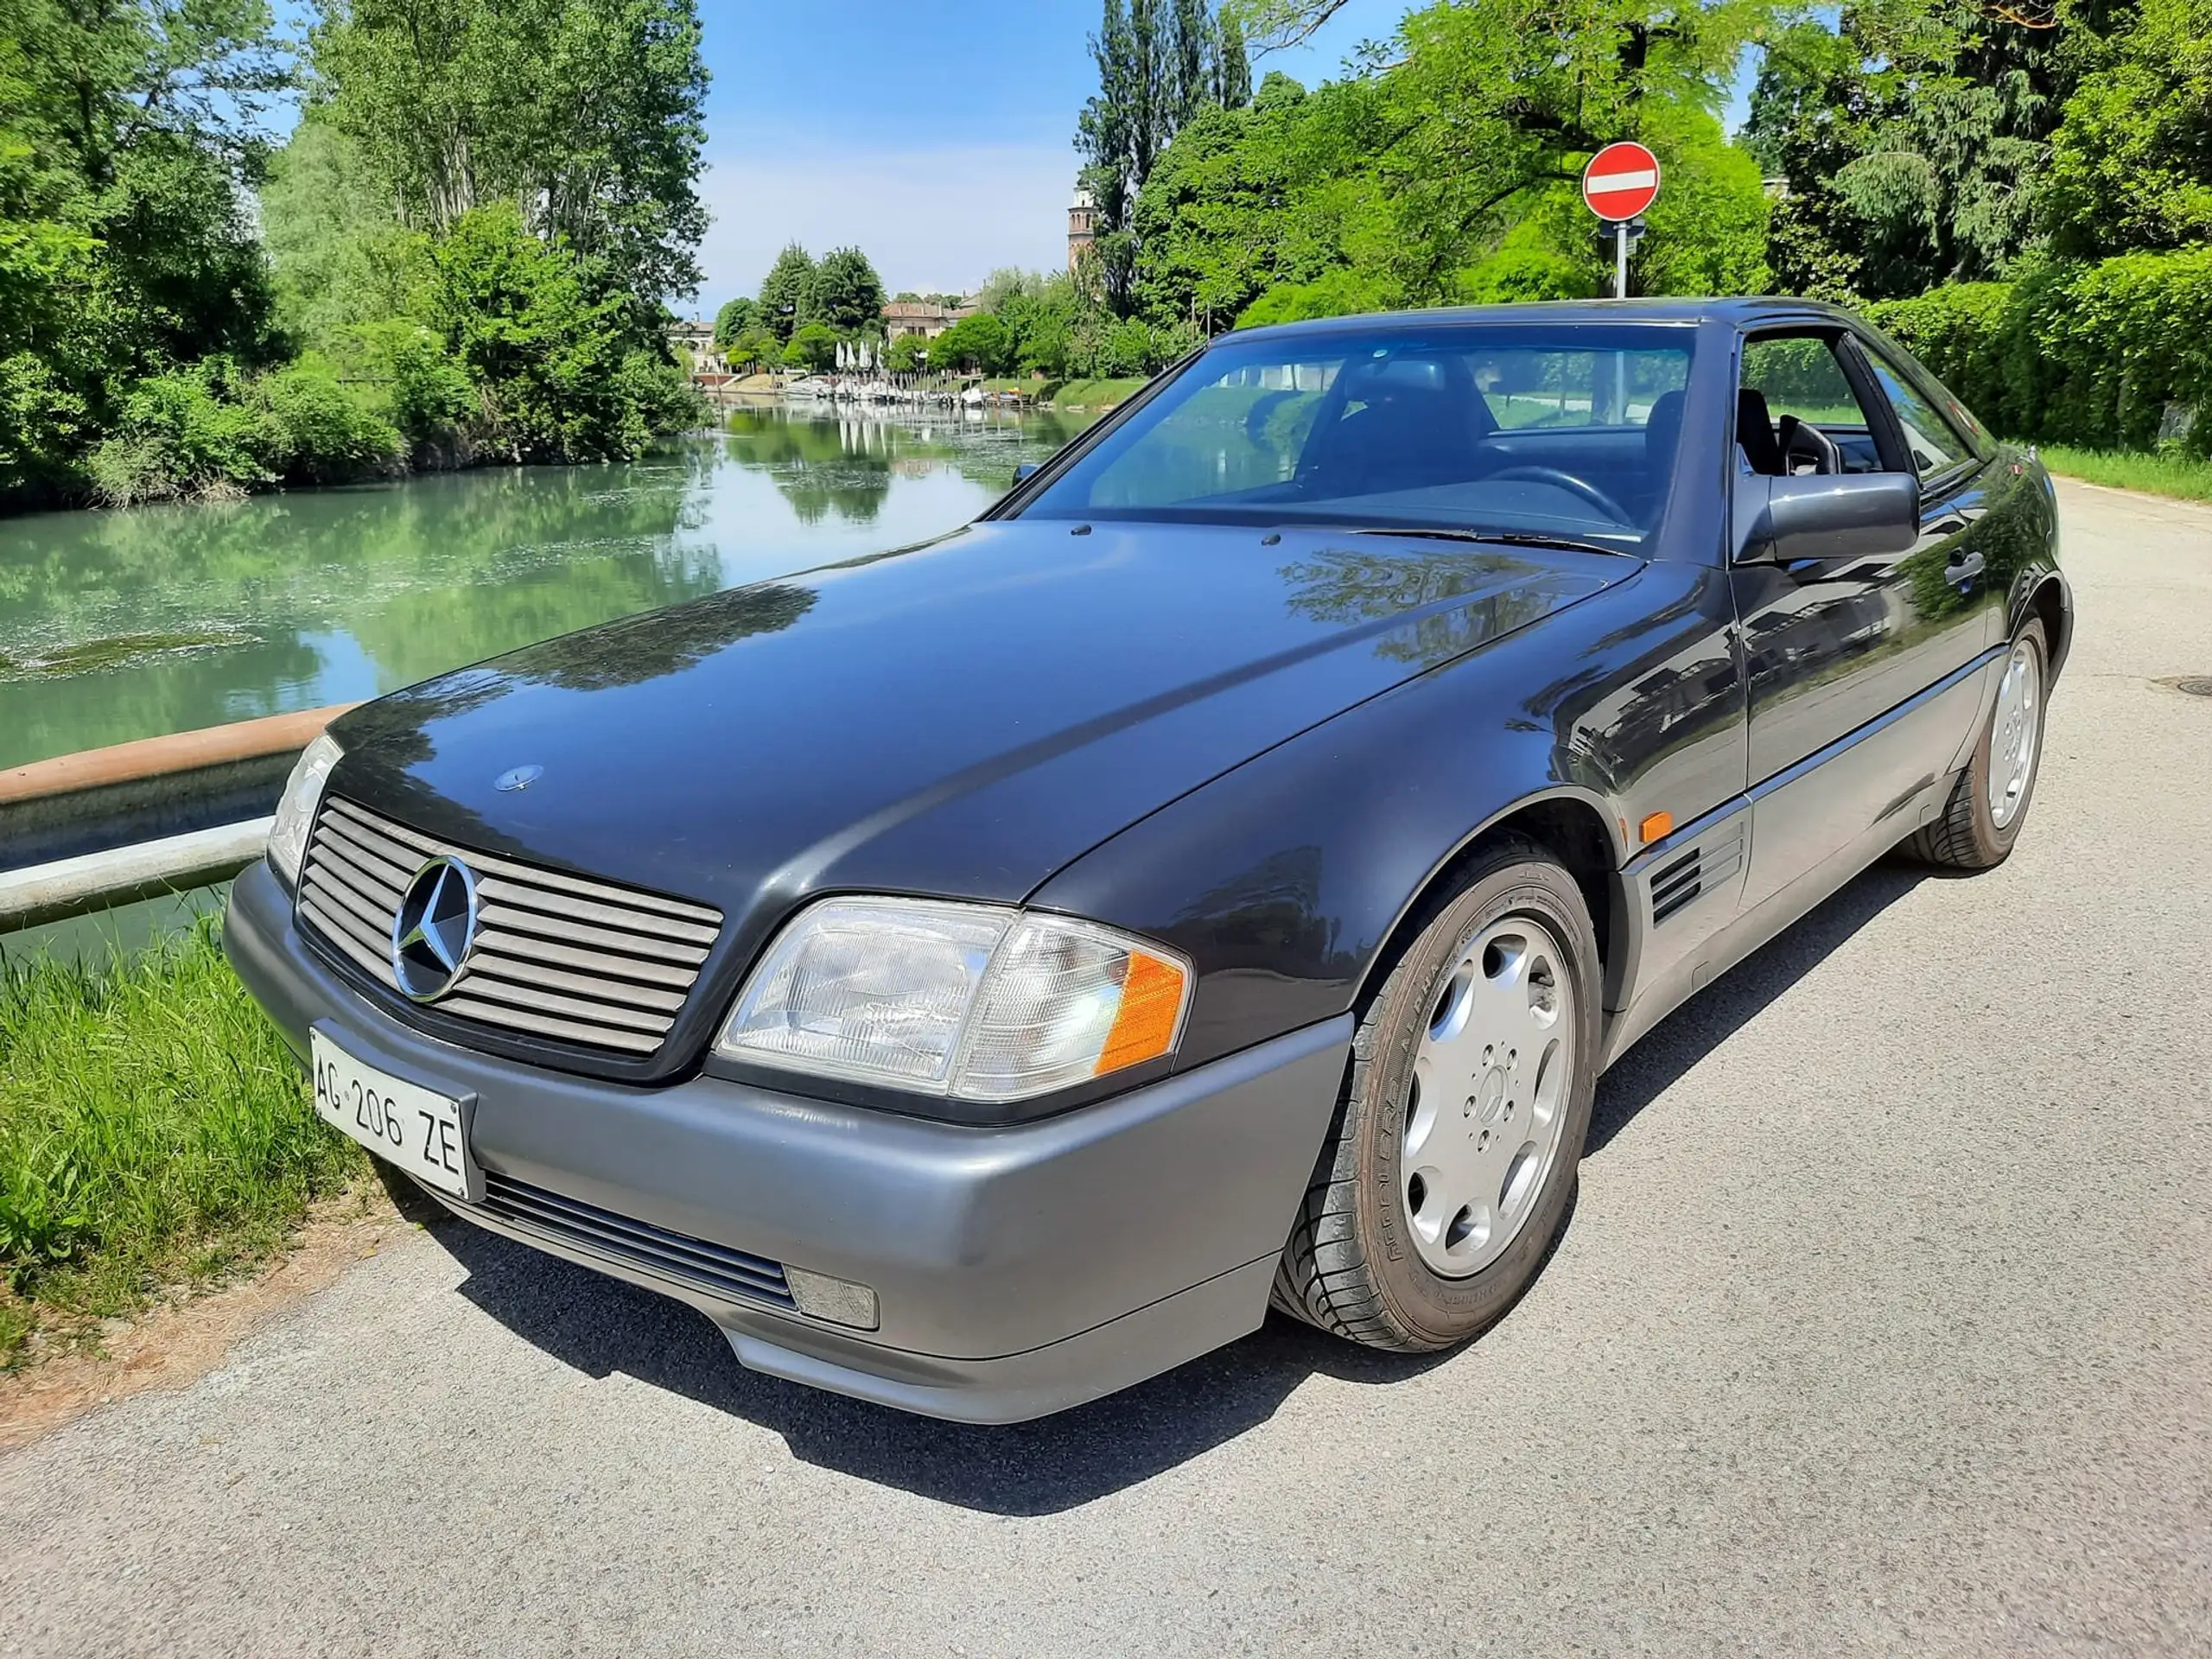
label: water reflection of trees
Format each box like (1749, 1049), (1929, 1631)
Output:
(0, 456), (728, 763)
(721, 405), (1098, 526)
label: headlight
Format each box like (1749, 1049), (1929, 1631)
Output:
(267, 733), (341, 889)
(717, 897), (1191, 1103)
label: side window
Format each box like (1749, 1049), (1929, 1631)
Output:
(1738, 335), (1886, 475)
(1863, 350), (1975, 480)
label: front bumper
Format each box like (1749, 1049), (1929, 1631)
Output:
(226, 860), (1351, 1422)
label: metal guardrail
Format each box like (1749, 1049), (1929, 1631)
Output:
(0, 704), (355, 931)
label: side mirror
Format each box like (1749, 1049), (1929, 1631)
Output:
(1013, 461), (1041, 486)
(1737, 473), (1919, 565)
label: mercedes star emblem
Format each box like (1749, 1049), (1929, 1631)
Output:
(391, 855), (480, 1002)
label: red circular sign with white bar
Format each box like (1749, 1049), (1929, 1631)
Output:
(1582, 142), (1662, 221)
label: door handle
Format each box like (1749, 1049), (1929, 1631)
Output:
(1944, 550), (1986, 586)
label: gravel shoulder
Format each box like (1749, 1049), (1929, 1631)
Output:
(2, 480), (2206, 1658)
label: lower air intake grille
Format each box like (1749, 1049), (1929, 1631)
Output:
(295, 794), (722, 1058)
(480, 1173), (795, 1312)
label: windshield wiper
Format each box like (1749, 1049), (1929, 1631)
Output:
(1347, 526), (1631, 558)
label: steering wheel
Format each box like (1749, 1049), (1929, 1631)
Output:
(1484, 465), (1633, 525)
(1778, 416), (1845, 475)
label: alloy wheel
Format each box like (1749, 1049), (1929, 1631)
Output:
(1402, 916), (1578, 1278)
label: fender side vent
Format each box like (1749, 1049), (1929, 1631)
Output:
(1651, 849), (1703, 925)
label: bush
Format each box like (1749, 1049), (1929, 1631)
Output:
(86, 360), (267, 505)
(1869, 250), (2212, 455)
(349, 320), (475, 450)
(251, 357), (404, 483)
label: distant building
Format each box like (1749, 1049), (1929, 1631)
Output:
(665, 316), (724, 376)
(881, 297), (980, 340)
(1068, 183), (1098, 272)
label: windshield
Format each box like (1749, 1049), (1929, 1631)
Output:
(1015, 322), (1695, 550)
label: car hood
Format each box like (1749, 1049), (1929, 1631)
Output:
(330, 519), (1629, 925)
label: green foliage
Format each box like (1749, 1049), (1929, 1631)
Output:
(931, 312), (1012, 374)
(309, 0), (709, 306)
(420, 202), (690, 462)
(258, 117), (426, 346)
(0, 916), (363, 1367)
(1137, 2), (1770, 326)
(783, 320), (839, 372)
(2044, 0), (2212, 256)
(87, 359), (270, 506)
(884, 331), (928, 373)
(759, 242), (816, 341)
(346, 318), (476, 449)
(1078, 0), (1257, 309)
(1868, 250), (2212, 456)
(722, 321), (781, 372)
(806, 245), (887, 334)
(713, 295), (760, 347)
(1747, 3), (2103, 301)
(1236, 265), (1395, 326)
(252, 356), (405, 483)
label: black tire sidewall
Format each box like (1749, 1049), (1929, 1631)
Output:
(1355, 853), (1602, 1347)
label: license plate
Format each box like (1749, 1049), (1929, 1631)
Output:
(309, 1029), (477, 1200)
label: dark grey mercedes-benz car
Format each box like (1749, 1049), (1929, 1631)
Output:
(228, 300), (2069, 1421)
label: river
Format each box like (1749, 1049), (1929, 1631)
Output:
(0, 404), (1097, 771)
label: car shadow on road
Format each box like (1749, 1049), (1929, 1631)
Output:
(1586, 857), (1927, 1154)
(420, 857), (1926, 1516)
(424, 1208), (1452, 1515)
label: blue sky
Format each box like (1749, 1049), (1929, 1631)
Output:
(691, 0), (1413, 313)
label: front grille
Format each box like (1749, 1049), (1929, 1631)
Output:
(480, 1173), (796, 1311)
(296, 795), (722, 1057)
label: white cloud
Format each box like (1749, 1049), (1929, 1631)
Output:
(693, 140), (1078, 314)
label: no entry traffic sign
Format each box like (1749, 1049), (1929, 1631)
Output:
(1582, 142), (1662, 222)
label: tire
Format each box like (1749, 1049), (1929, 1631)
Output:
(1909, 618), (2048, 871)
(1271, 836), (1603, 1351)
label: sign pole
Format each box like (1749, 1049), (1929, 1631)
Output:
(1616, 221), (1629, 302)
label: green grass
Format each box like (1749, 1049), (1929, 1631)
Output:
(0, 916), (362, 1369)
(2039, 443), (2212, 504)
(1046, 377), (1147, 410)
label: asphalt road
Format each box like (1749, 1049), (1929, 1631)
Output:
(3, 480), (2207, 1657)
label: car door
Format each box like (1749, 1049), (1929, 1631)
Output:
(1729, 329), (1994, 909)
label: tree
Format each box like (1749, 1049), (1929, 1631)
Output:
(783, 320), (837, 372)
(805, 245), (886, 334)
(721, 321), (779, 372)
(1746, 2), (2107, 299)
(713, 295), (760, 347)
(758, 242), (815, 340)
(931, 313), (1010, 374)
(1224, 0), (1351, 52)
(310, 0), (710, 309)
(418, 202), (650, 460)
(884, 332), (927, 373)
(1077, 0), (1252, 311)
(1135, 1), (1775, 325)
(2044, 0), (2212, 254)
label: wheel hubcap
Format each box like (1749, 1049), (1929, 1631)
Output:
(1402, 917), (1577, 1278)
(1988, 639), (2042, 830)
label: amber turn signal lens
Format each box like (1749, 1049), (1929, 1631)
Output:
(1640, 810), (1674, 845)
(1097, 950), (1189, 1076)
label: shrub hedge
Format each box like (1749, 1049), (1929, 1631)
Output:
(1868, 249), (2212, 457)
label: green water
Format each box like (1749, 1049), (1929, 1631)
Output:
(0, 404), (1096, 770)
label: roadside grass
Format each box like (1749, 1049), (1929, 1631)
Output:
(2039, 443), (2212, 505)
(0, 915), (362, 1370)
